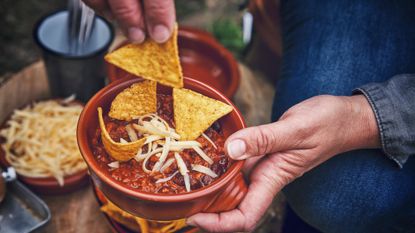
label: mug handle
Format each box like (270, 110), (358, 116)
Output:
(204, 172), (248, 213)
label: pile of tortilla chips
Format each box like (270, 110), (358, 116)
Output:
(101, 24), (234, 162)
(100, 196), (187, 233)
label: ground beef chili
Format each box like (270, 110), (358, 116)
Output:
(92, 94), (232, 194)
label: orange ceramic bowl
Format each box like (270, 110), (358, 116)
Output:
(106, 27), (240, 99)
(77, 77), (247, 220)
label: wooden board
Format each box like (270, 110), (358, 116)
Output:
(40, 185), (112, 233)
(0, 62), (50, 123)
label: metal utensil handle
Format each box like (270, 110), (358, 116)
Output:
(68, 0), (96, 55)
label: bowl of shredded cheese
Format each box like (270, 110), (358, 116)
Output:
(0, 96), (88, 194)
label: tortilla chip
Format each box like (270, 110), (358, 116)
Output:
(105, 25), (183, 88)
(98, 107), (145, 161)
(101, 201), (141, 232)
(101, 199), (187, 233)
(173, 88), (233, 140)
(109, 80), (157, 121)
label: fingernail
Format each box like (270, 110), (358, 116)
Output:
(128, 27), (145, 44)
(152, 25), (170, 43)
(186, 218), (195, 226)
(227, 139), (246, 159)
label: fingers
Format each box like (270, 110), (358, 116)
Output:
(143, 0), (176, 43)
(225, 121), (295, 160)
(186, 182), (273, 233)
(86, 0), (176, 43)
(187, 153), (283, 232)
(187, 210), (247, 233)
(108, 0), (146, 43)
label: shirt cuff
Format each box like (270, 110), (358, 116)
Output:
(353, 85), (407, 168)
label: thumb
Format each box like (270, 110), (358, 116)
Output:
(225, 121), (295, 160)
(143, 0), (176, 43)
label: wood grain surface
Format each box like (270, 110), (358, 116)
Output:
(0, 62), (50, 124)
(40, 185), (112, 233)
(0, 58), (280, 233)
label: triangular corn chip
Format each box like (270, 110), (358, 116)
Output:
(100, 201), (142, 232)
(101, 199), (187, 232)
(173, 88), (233, 140)
(105, 25), (183, 88)
(109, 80), (157, 121)
(98, 107), (145, 161)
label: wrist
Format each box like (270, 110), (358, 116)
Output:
(343, 95), (380, 150)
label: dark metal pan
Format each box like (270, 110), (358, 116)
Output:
(0, 167), (51, 233)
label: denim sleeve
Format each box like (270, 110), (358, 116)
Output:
(353, 74), (415, 168)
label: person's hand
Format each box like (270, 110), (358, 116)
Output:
(187, 95), (380, 232)
(83, 0), (175, 43)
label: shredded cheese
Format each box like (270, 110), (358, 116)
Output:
(170, 141), (201, 148)
(0, 99), (86, 186)
(160, 158), (175, 173)
(144, 135), (163, 144)
(143, 152), (160, 173)
(174, 153), (188, 175)
(133, 114), (181, 139)
(192, 146), (214, 164)
(155, 171), (179, 184)
(174, 153), (191, 192)
(165, 146), (184, 152)
(183, 174), (191, 192)
(125, 124), (138, 142)
(108, 161), (120, 169)
(134, 145), (147, 162)
(191, 164), (218, 178)
(202, 133), (218, 149)
(152, 137), (171, 172)
(140, 147), (164, 173)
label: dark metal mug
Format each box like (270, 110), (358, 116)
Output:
(33, 10), (114, 103)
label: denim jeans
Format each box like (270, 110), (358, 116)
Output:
(272, 0), (415, 232)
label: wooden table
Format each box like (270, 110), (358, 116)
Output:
(0, 57), (280, 233)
